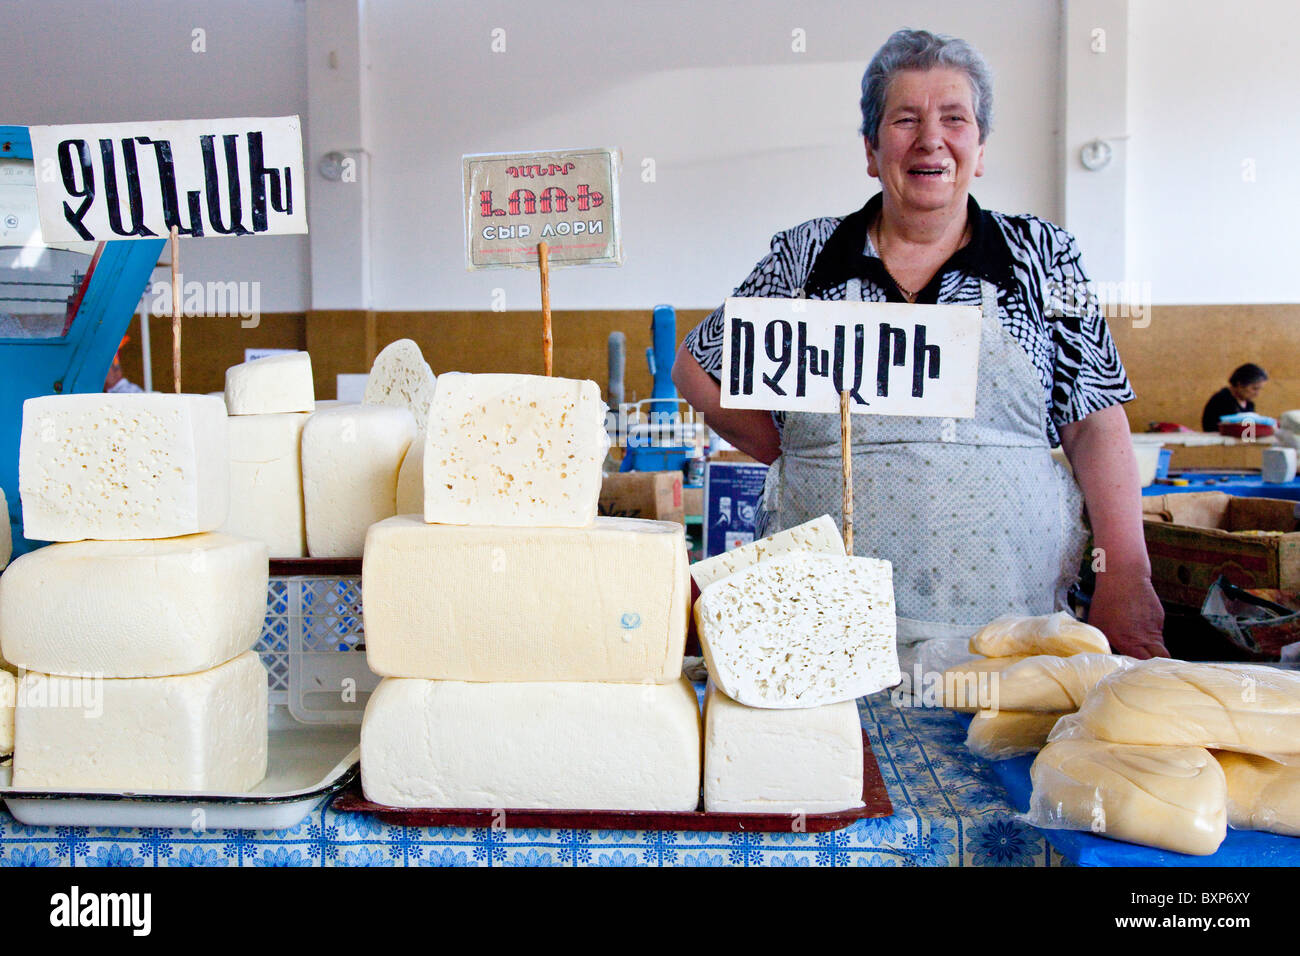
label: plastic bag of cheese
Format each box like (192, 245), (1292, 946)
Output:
(1048, 658), (1300, 760)
(1025, 739), (1228, 856)
(943, 653), (1133, 713)
(969, 611), (1109, 658)
(966, 710), (1067, 760)
(1214, 751), (1300, 836)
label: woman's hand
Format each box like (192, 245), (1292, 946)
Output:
(1088, 570), (1168, 659)
(1059, 405), (1171, 659)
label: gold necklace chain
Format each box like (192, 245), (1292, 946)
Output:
(872, 218), (970, 304)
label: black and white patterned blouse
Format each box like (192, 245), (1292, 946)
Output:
(682, 193), (1135, 447)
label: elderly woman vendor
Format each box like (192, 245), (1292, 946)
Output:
(673, 29), (1167, 660)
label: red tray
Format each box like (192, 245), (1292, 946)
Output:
(331, 731), (892, 832)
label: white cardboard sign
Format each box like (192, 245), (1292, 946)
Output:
(720, 297), (982, 418)
(28, 116), (307, 242)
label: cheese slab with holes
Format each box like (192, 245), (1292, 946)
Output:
(19, 393), (229, 542)
(703, 681), (862, 813)
(0, 533), (268, 678)
(363, 339), (437, 432)
(696, 552), (899, 708)
(423, 373), (610, 527)
(223, 412), (309, 557)
(302, 404), (415, 557)
(362, 515), (688, 682)
(12, 651), (268, 792)
(360, 675), (701, 810)
(689, 515), (845, 591)
(224, 352), (315, 415)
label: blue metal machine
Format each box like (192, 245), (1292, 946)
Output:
(619, 303), (701, 474)
(0, 125), (165, 556)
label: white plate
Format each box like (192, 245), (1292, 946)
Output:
(0, 724), (359, 831)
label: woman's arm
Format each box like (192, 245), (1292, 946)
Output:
(1058, 404), (1169, 659)
(672, 344), (781, 465)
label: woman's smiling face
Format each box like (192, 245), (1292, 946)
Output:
(866, 67), (985, 217)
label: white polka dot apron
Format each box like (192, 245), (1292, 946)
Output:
(760, 279), (1088, 645)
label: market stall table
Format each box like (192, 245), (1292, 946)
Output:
(0, 693), (1064, 867)
(1142, 472), (1300, 502)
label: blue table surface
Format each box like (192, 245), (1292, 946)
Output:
(1143, 472), (1300, 501)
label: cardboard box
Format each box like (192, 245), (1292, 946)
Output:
(683, 485), (703, 518)
(599, 471), (684, 524)
(1142, 492), (1300, 606)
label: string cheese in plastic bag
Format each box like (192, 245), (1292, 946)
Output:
(969, 611), (1109, 658)
(966, 710), (1067, 760)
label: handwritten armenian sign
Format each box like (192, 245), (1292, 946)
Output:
(28, 116), (307, 243)
(720, 297), (982, 418)
(463, 147), (622, 269)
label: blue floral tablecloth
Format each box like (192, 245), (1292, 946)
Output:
(0, 694), (1065, 867)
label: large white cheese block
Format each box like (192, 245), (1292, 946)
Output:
(12, 650), (268, 792)
(302, 405), (415, 557)
(360, 676), (701, 810)
(223, 412), (309, 557)
(690, 514), (845, 590)
(19, 393), (229, 542)
(0, 485), (10, 570)
(0, 671), (14, 756)
(395, 431), (425, 516)
(0, 533), (268, 678)
(423, 373), (610, 527)
(1029, 740), (1227, 856)
(1062, 658), (1300, 756)
(703, 681), (862, 813)
(696, 552), (899, 708)
(363, 515), (688, 682)
(969, 611), (1110, 658)
(1215, 751), (1300, 836)
(363, 339), (437, 432)
(224, 351), (315, 415)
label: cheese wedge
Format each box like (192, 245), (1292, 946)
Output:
(363, 339), (437, 432)
(12, 651), (268, 792)
(423, 373), (609, 527)
(703, 681), (862, 813)
(696, 552), (899, 708)
(0, 533), (268, 678)
(1029, 740), (1227, 856)
(689, 515), (846, 590)
(19, 393), (229, 542)
(363, 515), (688, 682)
(395, 432), (425, 516)
(360, 676), (702, 810)
(224, 352), (315, 415)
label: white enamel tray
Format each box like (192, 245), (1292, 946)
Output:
(0, 723), (359, 831)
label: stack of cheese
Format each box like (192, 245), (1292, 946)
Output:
(0, 487), (12, 756)
(222, 351), (315, 557)
(0, 393), (268, 791)
(300, 340), (432, 557)
(941, 612), (1126, 760)
(359, 372), (700, 810)
(692, 516), (899, 813)
(1028, 659), (1300, 855)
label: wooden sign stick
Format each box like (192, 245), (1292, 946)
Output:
(538, 241), (553, 376)
(840, 389), (853, 553)
(170, 225), (181, 393)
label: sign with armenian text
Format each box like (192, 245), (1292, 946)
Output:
(720, 297), (982, 418)
(28, 116), (306, 243)
(462, 147), (622, 269)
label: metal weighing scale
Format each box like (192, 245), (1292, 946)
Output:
(0, 125), (164, 556)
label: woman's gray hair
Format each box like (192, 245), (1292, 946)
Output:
(859, 29), (993, 146)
